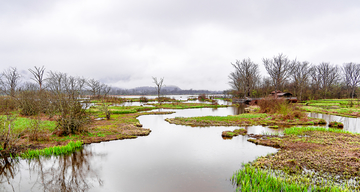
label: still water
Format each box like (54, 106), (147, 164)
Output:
(1, 106), (279, 192)
(9, 105), (360, 192)
(308, 112), (360, 133)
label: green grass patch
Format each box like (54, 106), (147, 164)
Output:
(0, 115), (57, 132)
(284, 126), (352, 136)
(20, 141), (83, 159)
(88, 105), (156, 114)
(232, 163), (351, 191)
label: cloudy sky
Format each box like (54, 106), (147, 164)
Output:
(1, 0), (359, 90)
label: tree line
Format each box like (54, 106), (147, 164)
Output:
(228, 53), (359, 100)
(0, 66), (114, 143)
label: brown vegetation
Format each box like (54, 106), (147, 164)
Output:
(221, 128), (247, 138)
(258, 97), (306, 120)
(250, 131), (360, 180)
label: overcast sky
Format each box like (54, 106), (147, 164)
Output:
(1, 0), (359, 90)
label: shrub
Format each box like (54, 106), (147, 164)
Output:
(139, 96), (149, 102)
(55, 99), (90, 135)
(0, 114), (23, 151)
(99, 102), (111, 120)
(17, 90), (41, 116)
(198, 94), (207, 101)
(258, 96), (306, 120)
(0, 96), (18, 113)
(27, 117), (46, 141)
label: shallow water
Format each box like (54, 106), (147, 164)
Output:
(1, 107), (278, 192)
(5, 108), (359, 191)
(308, 112), (360, 133)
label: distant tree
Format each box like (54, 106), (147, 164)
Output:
(229, 58), (260, 98)
(1, 67), (21, 97)
(28, 66), (46, 90)
(342, 62), (360, 99)
(262, 53), (294, 98)
(291, 60), (311, 101)
(316, 62), (339, 99)
(101, 84), (112, 98)
(87, 79), (101, 98)
(152, 77), (164, 103)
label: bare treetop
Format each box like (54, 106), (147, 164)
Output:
(152, 77), (164, 103)
(291, 61), (311, 101)
(29, 66), (46, 90)
(342, 62), (360, 99)
(316, 62), (339, 99)
(229, 58), (259, 98)
(262, 53), (294, 98)
(1, 67), (22, 97)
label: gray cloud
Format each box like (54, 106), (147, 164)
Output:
(1, 0), (360, 90)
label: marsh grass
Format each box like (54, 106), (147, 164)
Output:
(21, 141), (83, 159)
(89, 106), (156, 114)
(166, 113), (325, 127)
(231, 163), (351, 192)
(284, 126), (352, 136)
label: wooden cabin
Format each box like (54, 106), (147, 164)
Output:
(232, 91), (298, 104)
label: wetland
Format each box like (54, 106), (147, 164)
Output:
(3, 96), (360, 191)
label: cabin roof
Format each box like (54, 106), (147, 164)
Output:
(270, 91), (293, 97)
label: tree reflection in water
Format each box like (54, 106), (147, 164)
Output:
(0, 146), (104, 192)
(0, 157), (20, 192)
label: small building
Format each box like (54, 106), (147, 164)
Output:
(232, 91), (298, 105)
(270, 91), (297, 103)
(270, 90), (293, 98)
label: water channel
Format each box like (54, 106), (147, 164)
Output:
(2, 103), (360, 191)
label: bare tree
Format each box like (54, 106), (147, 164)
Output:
(28, 66), (46, 90)
(291, 60), (311, 101)
(262, 53), (294, 98)
(87, 79), (101, 98)
(152, 77), (164, 103)
(46, 71), (89, 135)
(342, 62), (360, 99)
(228, 72), (243, 98)
(101, 84), (112, 98)
(229, 58), (260, 98)
(1, 67), (21, 97)
(316, 62), (339, 99)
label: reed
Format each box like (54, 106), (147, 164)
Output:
(20, 141), (83, 159)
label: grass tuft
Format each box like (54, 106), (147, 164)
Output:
(231, 163), (351, 191)
(283, 126), (352, 136)
(20, 141), (83, 159)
